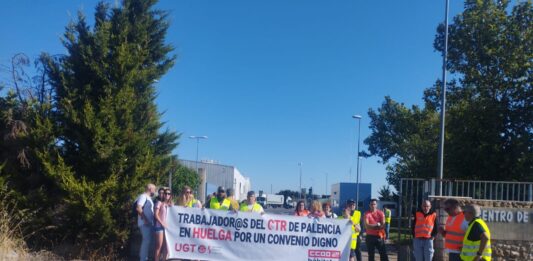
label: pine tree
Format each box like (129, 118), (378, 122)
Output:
(40, 0), (184, 252)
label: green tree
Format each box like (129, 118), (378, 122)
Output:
(364, 96), (440, 189)
(277, 189), (301, 203)
(0, 54), (59, 246)
(365, 1), (532, 190)
(172, 164), (200, 196)
(434, 0), (533, 181)
(378, 185), (393, 201)
(33, 0), (181, 254)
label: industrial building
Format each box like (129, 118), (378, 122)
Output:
(330, 182), (372, 212)
(180, 159), (251, 201)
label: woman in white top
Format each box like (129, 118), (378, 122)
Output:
(154, 188), (172, 261)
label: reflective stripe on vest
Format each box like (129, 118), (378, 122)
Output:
(414, 211), (436, 239)
(460, 218), (492, 261)
(240, 202), (262, 213)
(385, 209), (391, 224)
(351, 210), (361, 250)
(444, 212), (466, 251)
(210, 197), (231, 210)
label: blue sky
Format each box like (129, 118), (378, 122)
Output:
(0, 0), (466, 197)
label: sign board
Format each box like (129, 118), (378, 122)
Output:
(479, 207), (533, 241)
(165, 206), (352, 261)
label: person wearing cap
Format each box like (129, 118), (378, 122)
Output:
(438, 198), (468, 261)
(412, 200), (437, 261)
(240, 191), (264, 214)
(460, 204), (491, 261)
(226, 188), (240, 211)
(209, 186), (231, 210)
(341, 199), (362, 261)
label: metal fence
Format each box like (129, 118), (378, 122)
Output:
(397, 178), (533, 241)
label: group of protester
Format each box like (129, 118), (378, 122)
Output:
(135, 184), (264, 261)
(135, 184), (200, 261)
(412, 198), (491, 261)
(204, 186), (265, 213)
(136, 183), (490, 261)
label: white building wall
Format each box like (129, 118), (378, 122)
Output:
(331, 183), (341, 208)
(180, 159), (251, 201)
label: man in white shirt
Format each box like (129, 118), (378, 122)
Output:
(136, 183), (156, 261)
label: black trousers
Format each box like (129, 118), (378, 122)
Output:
(366, 235), (389, 261)
(448, 252), (462, 261)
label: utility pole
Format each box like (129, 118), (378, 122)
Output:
(298, 162), (303, 200)
(325, 173), (329, 196)
(189, 136), (208, 172)
(437, 0), (450, 196)
(352, 115), (362, 205)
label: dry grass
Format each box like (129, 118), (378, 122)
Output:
(0, 189), (121, 260)
(0, 191), (30, 260)
(0, 191), (61, 261)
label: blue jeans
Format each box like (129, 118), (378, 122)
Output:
(385, 223), (390, 239)
(139, 224), (153, 261)
(413, 238), (434, 261)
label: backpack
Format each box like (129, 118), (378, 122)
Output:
(132, 197), (148, 219)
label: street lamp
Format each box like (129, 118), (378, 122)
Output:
(358, 156), (363, 199)
(352, 115), (362, 206)
(437, 0), (450, 196)
(189, 136), (208, 172)
(298, 162), (303, 200)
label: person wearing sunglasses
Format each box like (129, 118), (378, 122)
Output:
(177, 186), (202, 208)
(209, 186), (231, 210)
(154, 188), (173, 261)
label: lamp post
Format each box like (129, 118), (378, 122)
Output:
(325, 173), (328, 196)
(352, 115), (362, 206)
(358, 156), (363, 204)
(298, 162), (303, 200)
(437, 0), (450, 196)
(189, 136), (208, 172)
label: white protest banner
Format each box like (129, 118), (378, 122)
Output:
(165, 206), (352, 261)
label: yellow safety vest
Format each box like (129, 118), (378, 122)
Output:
(210, 197), (231, 210)
(186, 199), (198, 208)
(460, 218), (492, 261)
(351, 210), (361, 250)
(239, 202), (263, 213)
(385, 209), (391, 224)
